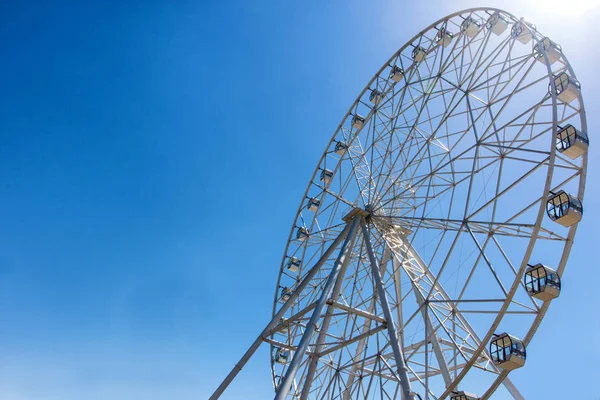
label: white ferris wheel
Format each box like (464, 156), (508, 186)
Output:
(211, 7), (588, 400)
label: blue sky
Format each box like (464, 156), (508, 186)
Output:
(1, 1), (598, 399)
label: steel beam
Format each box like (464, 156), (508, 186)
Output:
(209, 221), (354, 400)
(342, 245), (392, 400)
(274, 216), (361, 400)
(361, 220), (415, 400)
(299, 226), (359, 399)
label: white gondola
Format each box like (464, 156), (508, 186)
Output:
(278, 318), (289, 334)
(280, 287), (293, 302)
(488, 13), (509, 35)
(274, 375), (282, 390)
(556, 124), (588, 160)
(369, 89), (383, 105)
(435, 28), (454, 48)
(524, 263), (561, 301)
(546, 190), (583, 227)
(389, 65), (404, 82)
(274, 347), (289, 364)
(412, 46), (427, 62)
(461, 17), (481, 38)
(490, 333), (526, 370)
(533, 37), (562, 65)
(553, 72), (581, 103)
(306, 197), (321, 212)
(296, 227), (309, 241)
(351, 114), (365, 129)
(286, 256), (301, 273)
(511, 20), (536, 44)
(320, 168), (333, 185)
(334, 141), (348, 156)
(450, 391), (479, 400)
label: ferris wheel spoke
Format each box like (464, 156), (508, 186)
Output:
(352, 71), (425, 205)
(495, 168), (581, 232)
(489, 235), (542, 312)
(464, 34), (515, 93)
(457, 37), (512, 94)
(378, 215), (545, 241)
(347, 131), (376, 205)
(470, 40), (527, 100)
(475, 55), (534, 104)
(367, 118), (409, 203)
(462, 98), (485, 219)
(377, 72), (468, 185)
(373, 104), (552, 224)
(375, 76), (451, 187)
(486, 69), (546, 114)
(443, 30), (492, 86)
(436, 19), (480, 74)
(378, 21), (536, 219)
(368, 120), (411, 181)
(375, 226), (503, 381)
(466, 155), (546, 220)
(374, 91), (493, 209)
(467, 224), (510, 296)
(481, 95), (551, 149)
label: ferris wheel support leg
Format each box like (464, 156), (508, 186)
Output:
(274, 216), (361, 400)
(209, 221), (355, 400)
(299, 225), (359, 399)
(362, 221), (415, 400)
(342, 247), (393, 400)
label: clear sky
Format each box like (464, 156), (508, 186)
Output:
(1, 1), (598, 399)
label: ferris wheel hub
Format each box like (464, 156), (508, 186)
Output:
(341, 207), (370, 222)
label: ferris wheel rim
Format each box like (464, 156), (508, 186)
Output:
(480, 30), (589, 399)
(269, 7), (587, 399)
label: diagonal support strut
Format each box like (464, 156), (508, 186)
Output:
(209, 221), (355, 400)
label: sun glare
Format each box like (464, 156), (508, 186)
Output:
(533, 0), (599, 16)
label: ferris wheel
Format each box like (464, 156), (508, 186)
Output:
(210, 7), (588, 400)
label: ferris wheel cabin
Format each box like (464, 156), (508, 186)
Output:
(334, 141), (348, 156)
(556, 124), (588, 160)
(352, 114), (366, 129)
(461, 17), (481, 38)
(306, 197), (321, 212)
(296, 227), (310, 241)
(389, 65), (404, 82)
(450, 391), (479, 400)
(490, 333), (526, 370)
(286, 256), (301, 273)
(370, 89), (383, 105)
(488, 13), (509, 35)
(524, 263), (561, 301)
(278, 318), (289, 334)
(511, 20), (536, 44)
(274, 347), (289, 364)
(435, 28), (454, 47)
(553, 72), (581, 103)
(534, 37), (562, 65)
(320, 168), (333, 185)
(280, 287), (293, 302)
(546, 190), (583, 227)
(412, 46), (427, 62)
